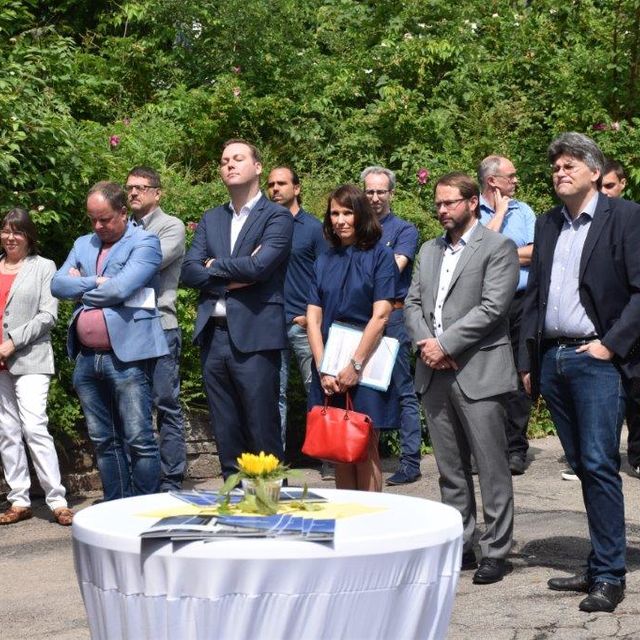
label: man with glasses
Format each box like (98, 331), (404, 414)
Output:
(126, 167), (186, 491)
(361, 165), (422, 485)
(405, 172), (519, 584)
(520, 133), (640, 612)
(51, 182), (168, 500)
(477, 156), (536, 476)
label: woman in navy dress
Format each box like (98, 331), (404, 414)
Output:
(307, 184), (399, 491)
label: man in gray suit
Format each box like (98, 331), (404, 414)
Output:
(405, 172), (519, 584)
(126, 166), (186, 491)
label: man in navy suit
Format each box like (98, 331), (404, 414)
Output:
(181, 140), (293, 477)
(520, 132), (640, 612)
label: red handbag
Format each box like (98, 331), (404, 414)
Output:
(302, 392), (373, 464)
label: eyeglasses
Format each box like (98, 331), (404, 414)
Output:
(364, 189), (390, 197)
(0, 230), (25, 238)
(493, 173), (517, 181)
(433, 198), (467, 211)
(125, 184), (160, 193)
(551, 163), (582, 175)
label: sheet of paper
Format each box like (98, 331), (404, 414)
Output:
(123, 287), (156, 309)
(320, 322), (399, 391)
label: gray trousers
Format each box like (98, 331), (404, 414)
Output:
(422, 370), (514, 559)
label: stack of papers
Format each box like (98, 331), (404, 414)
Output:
(140, 513), (335, 542)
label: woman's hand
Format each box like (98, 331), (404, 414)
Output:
(0, 338), (16, 362)
(336, 363), (360, 392)
(320, 373), (340, 396)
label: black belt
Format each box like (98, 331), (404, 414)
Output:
(542, 335), (598, 349)
(79, 346), (113, 356)
(210, 317), (228, 329)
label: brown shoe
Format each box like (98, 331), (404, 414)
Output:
(53, 507), (74, 526)
(0, 506), (33, 525)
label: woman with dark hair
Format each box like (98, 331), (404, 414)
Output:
(0, 208), (72, 525)
(307, 185), (399, 491)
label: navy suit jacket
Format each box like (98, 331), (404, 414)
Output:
(181, 195), (293, 352)
(519, 193), (640, 397)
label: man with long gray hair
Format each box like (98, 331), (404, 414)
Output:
(519, 132), (640, 612)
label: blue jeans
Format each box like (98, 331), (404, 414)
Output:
(540, 345), (626, 583)
(73, 351), (160, 501)
(387, 310), (422, 475)
(149, 328), (186, 490)
(279, 322), (314, 448)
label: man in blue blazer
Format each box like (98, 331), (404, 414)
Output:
(520, 133), (640, 612)
(181, 140), (293, 478)
(51, 181), (168, 501)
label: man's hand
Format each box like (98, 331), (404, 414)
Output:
(293, 315), (307, 328)
(417, 337), (458, 370)
(494, 188), (510, 218)
(520, 371), (531, 396)
(68, 267), (81, 277)
(576, 339), (614, 361)
(96, 276), (110, 286)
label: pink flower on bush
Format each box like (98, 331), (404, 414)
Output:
(233, 87), (241, 98)
(592, 123), (607, 131)
(109, 135), (121, 148)
(232, 66), (241, 74)
(611, 121), (621, 131)
(417, 167), (430, 185)
(187, 221), (198, 232)
(123, 117), (131, 126)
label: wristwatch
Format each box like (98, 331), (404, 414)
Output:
(350, 358), (363, 373)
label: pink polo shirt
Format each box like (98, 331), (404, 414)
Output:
(76, 245), (112, 350)
(0, 273), (17, 370)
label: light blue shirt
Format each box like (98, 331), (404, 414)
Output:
(544, 193), (599, 339)
(479, 196), (535, 291)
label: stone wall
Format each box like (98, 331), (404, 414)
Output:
(0, 411), (221, 498)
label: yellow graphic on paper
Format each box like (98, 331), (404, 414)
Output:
(137, 502), (385, 520)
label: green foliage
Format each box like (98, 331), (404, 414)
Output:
(5, 0), (640, 440)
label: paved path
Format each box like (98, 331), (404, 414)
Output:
(2, 434), (640, 639)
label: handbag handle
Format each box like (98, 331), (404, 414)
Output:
(323, 391), (353, 418)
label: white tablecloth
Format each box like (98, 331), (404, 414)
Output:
(73, 489), (462, 640)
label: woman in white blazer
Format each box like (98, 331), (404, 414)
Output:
(0, 208), (72, 526)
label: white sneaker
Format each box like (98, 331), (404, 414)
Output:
(561, 468), (580, 481)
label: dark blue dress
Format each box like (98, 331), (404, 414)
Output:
(307, 243), (400, 429)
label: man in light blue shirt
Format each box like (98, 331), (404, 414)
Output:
(478, 155), (535, 475)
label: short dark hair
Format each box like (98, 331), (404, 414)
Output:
(88, 181), (128, 212)
(222, 138), (262, 163)
(1, 207), (38, 255)
(603, 158), (626, 180)
(548, 132), (604, 188)
(268, 166), (302, 204)
(434, 172), (481, 218)
(323, 184), (381, 250)
(127, 166), (162, 188)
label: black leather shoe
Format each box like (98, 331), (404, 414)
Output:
(461, 550), (477, 571)
(547, 573), (590, 593)
(509, 455), (526, 476)
(472, 558), (507, 584)
(579, 581), (625, 613)
(386, 469), (422, 486)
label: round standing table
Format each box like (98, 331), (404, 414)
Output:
(73, 489), (462, 640)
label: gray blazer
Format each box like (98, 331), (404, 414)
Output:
(1, 254), (57, 375)
(138, 207), (185, 330)
(404, 223), (519, 400)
